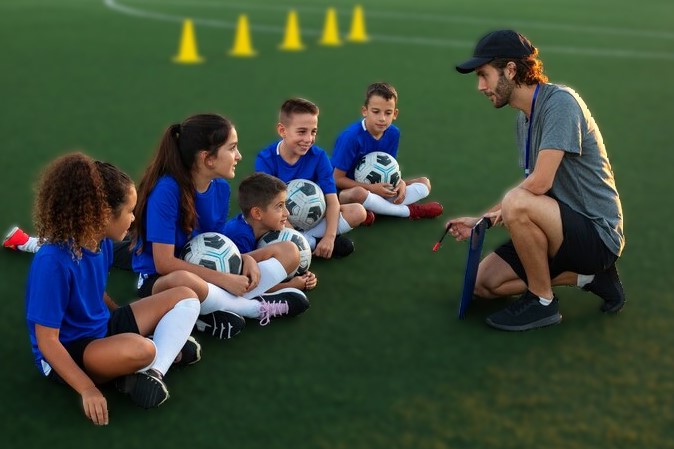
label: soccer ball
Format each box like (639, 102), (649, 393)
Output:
(257, 228), (311, 278)
(181, 232), (242, 274)
(354, 151), (401, 188)
(286, 178), (326, 231)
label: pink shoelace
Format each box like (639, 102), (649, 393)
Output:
(258, 300), (289, 326)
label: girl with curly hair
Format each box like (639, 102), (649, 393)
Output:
(26, 153), (202, 425)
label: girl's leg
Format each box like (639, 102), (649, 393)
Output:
(128, 287), (200, 375)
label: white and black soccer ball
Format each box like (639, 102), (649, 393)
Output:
(181, 232), (243, 274)
(257, 228), (311, 278)
(286, 178), (326, 231)
(354, 151), (401, 188)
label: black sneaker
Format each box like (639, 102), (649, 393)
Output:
(314, 235), (355, 259)
(258, 288), (310, 325)
(582, 264), (625, 313)
(173, 336), (201, 367)
(115, 369), (169, 409)
(195, 310), (246, 340)
(332, 235), (355, 258)
(486, 291), (562, 331)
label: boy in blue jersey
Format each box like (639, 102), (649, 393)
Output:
(225, 172), (318, 292)
(331, 82), (443, 220)
(256, 98), (368, 259)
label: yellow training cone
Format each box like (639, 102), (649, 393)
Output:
(319, 7), (341, 46)
(279, 10), (305, 51)
(229, 14), (257, 57)
(172, 18), (204, 64)
(347, 5), (368, 43)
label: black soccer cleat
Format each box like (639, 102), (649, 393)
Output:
(332, 235), (355, 258)
(173, 336), (201, 367)
(195, 310), (246, 340)
(115, 369), (169, 409)
(257, 288), (310, 325)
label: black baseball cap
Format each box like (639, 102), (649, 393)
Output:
(456, 30), (535, 74)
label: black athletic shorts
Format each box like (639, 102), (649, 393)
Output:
(494, 201), (617, 283)
(47, 305), (139, 384)
(111, 237), (134, 271)
(137, 273), (161, 298)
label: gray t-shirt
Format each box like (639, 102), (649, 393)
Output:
(516, 83), (624, 256)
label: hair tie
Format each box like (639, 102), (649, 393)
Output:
(170, 123), (181, 139)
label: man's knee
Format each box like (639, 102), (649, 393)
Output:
(502, 188), (527, 221)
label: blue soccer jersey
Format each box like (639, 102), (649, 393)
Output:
(132, 175), (231, 275)
(224, 213), (257, 254)
(331, 119), (400, 179)
(255, 141), (337, 195)
(26, 239), (114, 373)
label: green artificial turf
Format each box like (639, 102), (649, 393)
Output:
(1, 0), (673, 448)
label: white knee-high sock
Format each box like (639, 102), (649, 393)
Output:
(303, 215), (354, 243)
(202, 283), (262, 318)
(363, 192), (410, 217)
(243, 258), (288, 299)
(401, 182), (430, 205)
(149, 297), (200, 376)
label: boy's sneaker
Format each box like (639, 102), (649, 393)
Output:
(408, 202), (443, 220)
(258, 288), (310, 326)
(363, 211), (376, 226)
(582, 264), (625, 313)
(195, 310), (246, 340)
(173, 336), (201, 367)
(332, 235), (355, 258)
(115, 369), (169, 409)
(3, 226), (29, 250)
(486, 291), (562, 331)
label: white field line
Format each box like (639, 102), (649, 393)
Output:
(103, 0), (674, 61)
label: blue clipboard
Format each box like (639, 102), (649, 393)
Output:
(458, 217), (491, 319)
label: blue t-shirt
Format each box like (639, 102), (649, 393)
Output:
(132, 175), (231, 275)
(224, 213), (257, 254)
(331, 119), (400, 179)
(255, 141), (337, 195)
(26, 238), (114, 372)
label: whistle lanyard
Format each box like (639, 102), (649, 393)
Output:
(524, 83), (541, 178)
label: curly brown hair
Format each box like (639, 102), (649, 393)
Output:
(491, 48), (548, 86)
(33, 154), (134, 258)
(34, 153), (109, 258)
(95, 161), (134, 218)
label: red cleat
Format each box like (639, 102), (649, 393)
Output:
(408, 202), (443, 220)
(363, 210), (376, 226)
(3, 226), (29, 250)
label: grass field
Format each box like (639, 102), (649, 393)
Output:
(1, 0), (673, 448)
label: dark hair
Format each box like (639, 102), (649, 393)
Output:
(34, 153), (132, 258)
(238, 173), (288, 218)
(95, 161), (133, 217)
(132, 114), (234, 252)
(279, 98), (319, 124)
(491, 48), (548, 86)
(364, 82), (398, 107)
